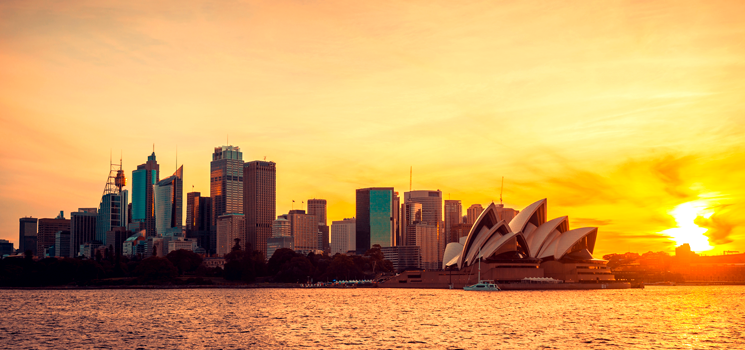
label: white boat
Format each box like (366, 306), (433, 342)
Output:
(464, 280), (500, 291)
(464, 249), (500, 291)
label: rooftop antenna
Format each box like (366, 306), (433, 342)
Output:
(153, 143), (155, 153)
(500, 176), (504, 205)
(264, 156), (266, 161)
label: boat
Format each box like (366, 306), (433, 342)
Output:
(464, 250), (500, 291)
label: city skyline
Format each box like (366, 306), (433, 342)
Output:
(2, 1), (745, 258)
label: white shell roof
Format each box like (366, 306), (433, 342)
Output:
(453, 198), (601, 268)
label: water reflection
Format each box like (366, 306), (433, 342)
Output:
(1, 286), (743, 349)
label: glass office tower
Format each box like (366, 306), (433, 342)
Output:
(355, 187), (396, 254)
(131, 152), (159, 236)
(154, 166), (183, 237)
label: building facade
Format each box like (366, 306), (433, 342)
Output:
(404, 190), (443, 265)
(415, 223), (439, 270)
(444, 200), (462, 245)
(132, 152), (159, 236)
(70, 209), (97, 257)
(288, 210), (318, 252)
(186, 192), (211, 252)
(400, 201), (422, 246)
(38, 212), (70, 257)
(243, 160), (276, 257)
(356, 187), (395, 254)
(210, 145), (244, 254)
(154, 166), (184, 237)
(267, 216), (293, 260)
(19, 217), (38, 255)
(331, 218), (356, 255)
(380, 246), (422, 271)
(54, 231), (71, 257)
(216, 213), (245, 256)
(466, 204), (484, 225)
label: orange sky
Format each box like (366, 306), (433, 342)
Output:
(2, 0), (745, 257)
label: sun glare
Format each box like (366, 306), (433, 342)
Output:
(662, 201), (714, 252)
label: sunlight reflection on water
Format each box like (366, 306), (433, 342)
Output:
(1, 286), (743, 349)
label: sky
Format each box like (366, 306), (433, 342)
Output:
(1, 0), (745, 257)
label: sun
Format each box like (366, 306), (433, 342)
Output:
(661, 201), (714, 252)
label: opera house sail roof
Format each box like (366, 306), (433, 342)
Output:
(446, 199), (599, 270)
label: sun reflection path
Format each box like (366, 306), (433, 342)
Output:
(661, 201), (713, 252)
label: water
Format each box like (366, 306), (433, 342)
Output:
(1, 286), (743, 349)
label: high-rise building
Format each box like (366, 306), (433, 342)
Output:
(210, 145), (244, 254)
(216, 213), (245, 256)
(71, 209), (97, 257)
(392, 192), (400, 246)
(307, 199), (329, 252)
(307, 199), (327, 226)
(244, 160), (276, 257)
(404, 190), (443, 263)
(186, 192), (211, 251)
(444, 200), (462, 245)
(356, 187), (395, 254)
(97, 157), (129, 244)
(466, 204), (484, 225)
(19, 217), (38, 255)
(38, 212), (70, 257)
(267, 216), (293, 260)
(132, 152), (159, 236)
(331, 218), (356, 255)
(55, 231), (71, 257)
(155, 166), (184, 237)
(400, 201), (422, 246)
(288, 210), (318, 253)
(415, 223), (439, 270)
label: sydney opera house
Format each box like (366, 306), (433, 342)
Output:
(381, 199), (629, 289)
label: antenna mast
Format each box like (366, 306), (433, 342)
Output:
(409, 166), (412, 191)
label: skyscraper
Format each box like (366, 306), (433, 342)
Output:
(288, 210), (318, 253)
(404, 190), (443, 266)
(244, 160), (276, 257)
(210, 145), (244, 254)
(38, 211), (70, 257)
(307, 199), (327, 226)
(331, 218), (356, 255)
(132, 152), (159, 236)
(356, 187), (395, 254)
(98, 158), (129, 243)
(307, 199), (329, 252)
(155, 166), (183, 237)
(400, 201), (422, 246)
(466, 204), (484, 225)
(186, 191), (211, 251)
(71, 208), (97, 257)
(444, 200), (462, 244)
(18, 217), (37, 255)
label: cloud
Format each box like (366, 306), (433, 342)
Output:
(572, 217), (613, 226)
(695, 204), (743, 245)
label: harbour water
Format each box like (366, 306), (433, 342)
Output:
(1, 286), (743, 349)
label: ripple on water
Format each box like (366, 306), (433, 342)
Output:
(0, 286), (744, 349)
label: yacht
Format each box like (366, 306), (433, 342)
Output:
(464, 252), (500, 291)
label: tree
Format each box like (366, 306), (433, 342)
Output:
(166, 249), (204, 275)
(232, 238), (242, 252)
(275, 256), (314, 283)
(267, 248), (300, 275)
(133, 257), (178, 284)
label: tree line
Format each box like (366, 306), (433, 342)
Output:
(0, 240), (394, 287)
